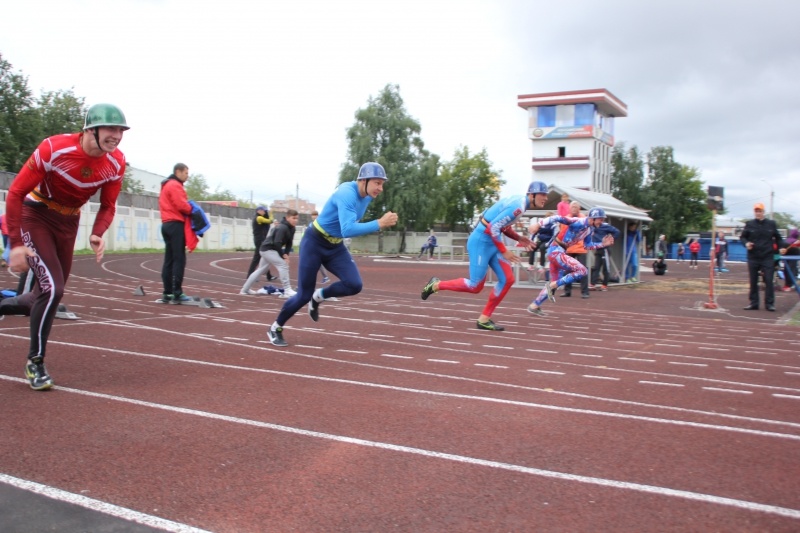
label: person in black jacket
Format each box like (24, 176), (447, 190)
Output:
(740, 202), (788, 311)
(247, 206), (275, 281)
(241, 210), (298, 297)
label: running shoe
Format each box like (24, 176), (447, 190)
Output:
(600, 285), (608, 291)
(267, 327), (288, 347)
(546, 283), (557, 303)
(527, 305), (546, 317)
(476, 319), (505, 331)
(421, 277), (439, 300)
(279, 288), (297, 299)
(239, 289), (257, 295)
(321, 276), (330, 284)
(25, 356), (53, 391)
(308, 299), (320, 322)
(171, 293), (192, 304)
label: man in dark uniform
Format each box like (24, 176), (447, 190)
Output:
(740, 202), (787, 312)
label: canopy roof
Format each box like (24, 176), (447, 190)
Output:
(527, 185), (652, 222)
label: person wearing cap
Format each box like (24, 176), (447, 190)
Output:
(526, 207), (616, 317)
(246, 205), (275, 282)
(420, 182), (547, 331)
(0, 103), (128, 390)
(266, 162), (397, 346)
(740, 202), (788, 311)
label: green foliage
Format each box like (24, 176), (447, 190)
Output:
(440, 146), (504, 230)
(339, 84), (441, 233)
(121, 164), (146, 194)
(611, 144), (712, 244)
(772, 212), (799, 230)
(0, 54), (88, 173)
(183, 173), (237, 201)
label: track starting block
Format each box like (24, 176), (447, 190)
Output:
(55, 304), (79, 320)
(155, 296), (224, 308)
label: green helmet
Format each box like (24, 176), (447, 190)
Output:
(83, 103), (130, 131)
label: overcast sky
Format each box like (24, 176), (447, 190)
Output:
(2, 0), (798, 221)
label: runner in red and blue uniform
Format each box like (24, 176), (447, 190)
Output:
(527, 207), (615, 316)
(0, 103), (128, 390)
(420, 181), (548, 331)
(266, 162), (398, 347)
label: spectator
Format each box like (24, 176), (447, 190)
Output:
(689, 238), (700, 269)
(242, 209), (298, 298)
(782, 227), (799, 291)
(246, 206), (275, 281)
(655, 234), (669, 261)
(715, 231), (729, 272)
(159, 163), (193, 304)
(0, 103), (128, 390)
(740, 202), (787, 311)
(625, 221), (641, 282)
(590, 222), (620, 291)
(417, 230), (438, 260)
(677, 241), (685, 263)
(560, 201), (589, 298)
(557, 192), (570, 217)
(0, 212), (9, 268)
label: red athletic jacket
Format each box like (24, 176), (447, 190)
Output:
(6, 133), (125, 247)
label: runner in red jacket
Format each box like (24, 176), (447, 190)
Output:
(0, 103), (128, 390)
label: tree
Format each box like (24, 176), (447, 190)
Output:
(610, 143), (646, 208)
(440, 146), (504, 231)
(0, 53), (40, 172)
(37, 89), (85, 136)
(339, 84), (441, 248)
(772, 212), (799, 230)
(644, 146), (712, 244)
(122, 164), (146, 194)
(183, 173), (236, 201)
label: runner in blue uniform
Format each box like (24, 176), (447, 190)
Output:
(420, 181), (548, 331)
(267, 162), (397, 346)
(527, 207), (615, 316)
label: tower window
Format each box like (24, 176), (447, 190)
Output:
(558, 146), (566, 158)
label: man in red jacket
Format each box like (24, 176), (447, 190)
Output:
(0, 103), (128, 390)
(159, 163), (193, 303)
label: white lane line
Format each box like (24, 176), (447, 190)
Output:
(222, 337), (249, 341)
(403, 337), (428, 342)
(617, 341), (645, 345)
(619, 357), (655, 362)
(528, 369), (565, 375)
(725, 367), (764, 372)
(773, 394), (800, 400)
(427, 359), (459, 364)
(699, 347), (730, 352)
(334, 331), (359, 335)
(703, 387), (753, 395)
(0, 474), (210, 533)
(294, 345), (322, 350)
(640, 381), (684, 387)
(656, 344), (681, 348)
(474, 364), (508, 369)
(569, 353), (603, 358)
(5, 382), (798, 521)
(483, 345), (513, 350)
(583, 375), (620, 381)
(526, 349), (558, 354)
(381, 354), (413, 359)
(369, 334), (394, 338)
(668, 362), (708, 367)
(443, 341), (471, 346)
(784, 372), (800, 377)
(337, 350), (368, 355)
(537, 334), (563, 339)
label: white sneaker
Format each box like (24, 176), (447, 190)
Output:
(279, 288), (297, 299)
(239, 289), (256, 295)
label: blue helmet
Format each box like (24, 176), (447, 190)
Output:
(588, 207), (606, 220)
(527, 181), (548, 195)
(357, 162), (388, 181)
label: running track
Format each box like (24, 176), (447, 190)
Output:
(1, 254), (799, 532)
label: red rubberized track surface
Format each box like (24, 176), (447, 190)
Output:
(1, 254), (799, 532)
